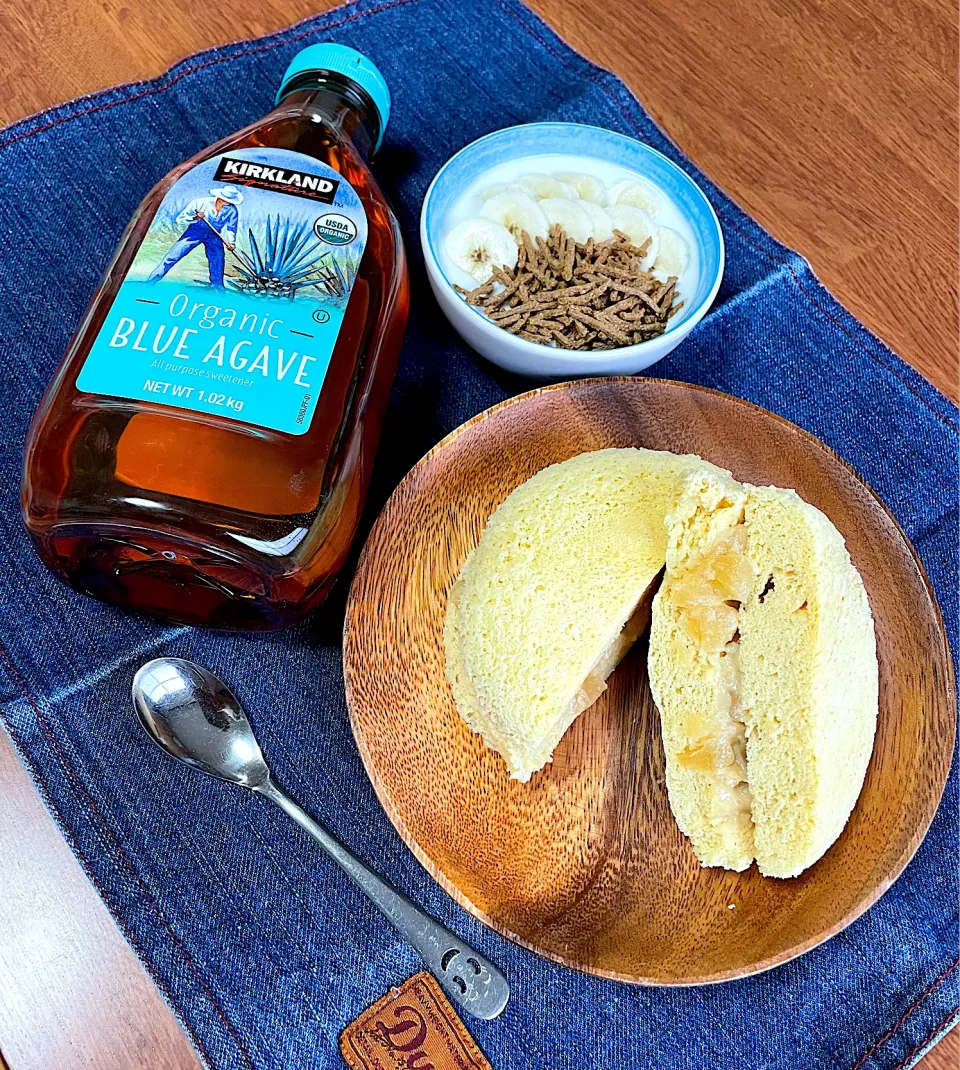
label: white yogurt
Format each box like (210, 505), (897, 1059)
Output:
(440, 152), (698, 298)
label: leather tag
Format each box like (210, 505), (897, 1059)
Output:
(340, 972), (493, 1070)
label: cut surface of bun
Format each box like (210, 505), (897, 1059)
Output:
(444, 448), (724, 782)
(649, 469), (878, 877)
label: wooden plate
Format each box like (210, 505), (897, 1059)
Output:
(343, 379), (954, 984)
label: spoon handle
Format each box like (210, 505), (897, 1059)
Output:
(255, 778), (509, 1020)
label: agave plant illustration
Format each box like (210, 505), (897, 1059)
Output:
(228, 215), (351, 299)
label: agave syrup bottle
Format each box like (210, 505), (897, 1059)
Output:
(23, 45), (409, 630)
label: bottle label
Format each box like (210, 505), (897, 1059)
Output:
(76, 147), (368, 436)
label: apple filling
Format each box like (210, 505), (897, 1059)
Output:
(669, 525), (753, 823)
(569, 599), (650, 717)
(670, 524), (753, 650)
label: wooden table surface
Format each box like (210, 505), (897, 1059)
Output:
(0, 1), (955, 1068)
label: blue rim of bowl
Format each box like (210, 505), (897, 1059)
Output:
(420, 122), (725, 355)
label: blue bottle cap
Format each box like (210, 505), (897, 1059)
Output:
(276, 43), (391, 150)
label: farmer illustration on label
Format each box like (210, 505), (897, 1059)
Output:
(148, 185), (243, 288)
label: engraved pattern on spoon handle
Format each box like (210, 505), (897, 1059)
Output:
(255, 778), (509, 1020)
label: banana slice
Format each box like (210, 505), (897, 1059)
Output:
(476, 182), (525, 202)
(607, 205), (659, 264)
(652, 226), (690, 280)
(579, 200), (614, 241)
(480, 191), (549, 242)
(445, 218), (519, 284)
(517, 173), (579, 200)
(554, 172), (608, 204)
(608, 177), (663, 216)
(538, 198), (593, 243)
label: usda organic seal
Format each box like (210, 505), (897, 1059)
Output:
(314, 212), (358, 245)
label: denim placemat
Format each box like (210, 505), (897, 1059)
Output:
(0, 1), (956, 1067)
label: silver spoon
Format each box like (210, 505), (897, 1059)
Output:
(131, 656), (509, 1020)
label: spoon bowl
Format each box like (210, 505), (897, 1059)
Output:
(131, 656), (509, 1019)
(133, 658), (270, 787)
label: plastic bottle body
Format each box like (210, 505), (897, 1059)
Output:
(22, 92), (409, 630)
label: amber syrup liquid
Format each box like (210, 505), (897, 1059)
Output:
(22, 88), (409, 630)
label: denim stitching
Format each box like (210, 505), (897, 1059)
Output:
(892, 1009), (960, 1070)
(0, 0), (418, 152)
(0, 644), (255, 1070)
(0, 1), (954, 1066)
(717, 208), (959, 434)
(492, 0), (958, 435)
(0, 703), (218, 1070)
(848, 960), (959, 1070)
(0, 0), (953, 438)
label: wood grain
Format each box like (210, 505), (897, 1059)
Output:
(0, 0), (955, 1064)
(0, 729), (199, 1070)
(0, 0), (953, 398)
(930, 1026), (960, 1068)
(534, 0), (959, 402)
(344, 378), (954, 982)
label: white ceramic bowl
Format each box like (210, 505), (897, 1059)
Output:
(420, 122), (725, 377)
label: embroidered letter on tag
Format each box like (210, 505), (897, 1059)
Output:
(340, 972), (493, 1070)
